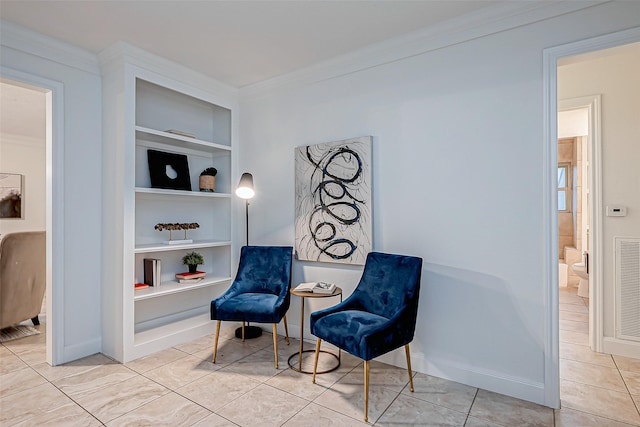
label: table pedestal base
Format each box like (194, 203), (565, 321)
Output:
(288, 349), (340, 374)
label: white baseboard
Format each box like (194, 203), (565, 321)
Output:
(59, 338), (102, 365)
(602, 337), (640, 359)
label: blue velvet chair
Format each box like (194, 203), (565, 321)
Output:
(310, 251), (422, 422)
(210, 245), (293, 368)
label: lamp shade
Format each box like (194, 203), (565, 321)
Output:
(235, 173), (255, 199)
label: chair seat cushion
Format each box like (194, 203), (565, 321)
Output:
(311, 310), (389, 360)
(214, 293), (282, 323)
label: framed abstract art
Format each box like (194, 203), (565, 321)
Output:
(295, 136), (372, 265)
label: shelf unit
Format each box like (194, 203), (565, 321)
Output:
(101, 51), (237, 363)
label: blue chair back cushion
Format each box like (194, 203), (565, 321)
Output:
(310, 252), (422, 360)
(211, 246), (292, 324)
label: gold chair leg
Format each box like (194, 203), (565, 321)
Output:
(283, 314), (290, 345)
(212, 320), (221, 363)
(241, 321), (245, 342)
(272, 323), (279, 368)
(312, 338), (321, 384)
(405, 344), (414, 392)
(364, 360), (370, 422)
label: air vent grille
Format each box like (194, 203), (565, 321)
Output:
(616, 238), (640, 342)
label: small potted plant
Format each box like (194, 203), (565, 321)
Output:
(199, 167), (217, 192)
(182, 251), (204, 273)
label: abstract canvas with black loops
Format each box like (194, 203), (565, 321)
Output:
(295, 136), (372, 265)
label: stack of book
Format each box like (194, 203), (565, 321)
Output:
(143, 258), (161, 287)
(294, 281), (337, 294)
(175, 270), (206, 284)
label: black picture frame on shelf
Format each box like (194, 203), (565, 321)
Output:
(147, 149), (192, 191)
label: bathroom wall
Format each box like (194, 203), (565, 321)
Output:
(558, 138), (575, 255)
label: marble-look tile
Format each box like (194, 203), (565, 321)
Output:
(559, 330), (589, 346)
(74, 374), (169, 423)
(2, 328), (46, 355)
(33, 353), (117, 382)
(469, 390), (553, 427)
(559, 342), (616, 368)
(633, 394), (639, 410)
(560, 359), (627, 392)
(0, 366), (47, 397)
(368, 360), (413, 393)
(143, 354), (220, 389)
(403, 373), (477, 413)
(464, 417), (504, 427)
(216, 383), (308, 427)
(282, 402), (369, 426)
(106, 392), (211, 427)
(225, 348), (286, 382)
(554, 407), (636, 427)
(52, 362), (137, 398)
(621, 370), (640, 395)
(376, 393), (467, 426)
(615, 355), (640, 373)
(195, 337), (262, 366)
(173, 333), (217, 354)
(176, 369), (261, 411)
(0, 382), (73, 425)
(559, 303), (588, 314)
(285, 347), (361, 390)
(190, 412), (240, 427)
(0, 350), (28, 375)
(12, 401), (102, 427)
(559, 310), (588, 323)
(313, 368), (400, 423)
(560, 379), (640, 425)
(125, 347), (188, 373)
(559, 319), (589, 334)
(266, 367), (330, 400)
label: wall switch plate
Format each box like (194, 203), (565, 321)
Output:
(606, 206), (627, 217)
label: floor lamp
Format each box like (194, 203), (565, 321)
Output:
(234, 172), (262, 338)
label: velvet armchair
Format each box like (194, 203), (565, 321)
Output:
(310, 251), (423, 422)
(210, 245), (293, 368)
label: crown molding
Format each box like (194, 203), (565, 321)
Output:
(98, 41), (238, 103)
(0, 20), (100, 75)
(240, 1), (607, 99)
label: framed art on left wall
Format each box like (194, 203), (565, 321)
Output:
(0, 173), (23, 219)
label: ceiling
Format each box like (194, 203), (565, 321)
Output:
(0, 0), (502, 88)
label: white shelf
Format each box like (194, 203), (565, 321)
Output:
(136, 126), (231, 153)
(134, 276), (231, 301)
(135, 187), (231, 198)
(134, 239), (231, 253)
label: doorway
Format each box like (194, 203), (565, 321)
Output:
(543, 27), (640, 410)
(0, 72), (61, 366)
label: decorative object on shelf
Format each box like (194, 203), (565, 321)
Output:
(182, 251), (204, 273)
(134, 282), (149, 290)
(154, 222), (199, 244)
(294, 136), (372, 265)
(143, 258), (161, 287)
(0, 173), (23, 219)
(199, 167), (217, 192)
(164, 129), (196, 138)
(147, 149), (191, 191)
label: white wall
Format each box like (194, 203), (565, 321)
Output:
(238, 2), (640, 405)
(559, 43), (640, 353)
(0, 133), (46, 235)
(1, 22), (103, 363)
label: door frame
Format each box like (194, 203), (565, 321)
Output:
(542, 26), (640, 408)
(0, 67), (65, 366)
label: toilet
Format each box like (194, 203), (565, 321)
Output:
(571, 261), (589, 298)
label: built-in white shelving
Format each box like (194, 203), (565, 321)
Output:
(101, 51), (236, 363)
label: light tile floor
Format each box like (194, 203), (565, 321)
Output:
(1, 295), (639, 426)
